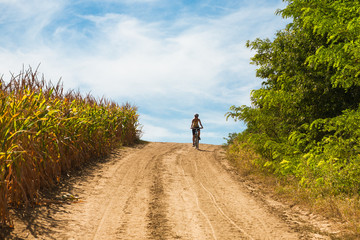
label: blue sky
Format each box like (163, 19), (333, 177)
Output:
(0, 0), (291, 145)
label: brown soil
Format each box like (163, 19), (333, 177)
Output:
(3, 142), (346, 239)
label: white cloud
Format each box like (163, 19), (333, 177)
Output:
(91, 0), (160, 3)
(54, 11), (254, 102)
(0, 0), (289, 144)
(141, 124), (172, 141)
(0, 1), (64, 29)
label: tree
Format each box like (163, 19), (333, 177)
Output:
(227, 0), (360, 193)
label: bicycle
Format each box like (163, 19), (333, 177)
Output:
(192, 127), (202, 149)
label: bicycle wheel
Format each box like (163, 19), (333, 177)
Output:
(195, 131), (199, 149)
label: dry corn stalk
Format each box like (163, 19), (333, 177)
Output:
(0, 67), (140, 227)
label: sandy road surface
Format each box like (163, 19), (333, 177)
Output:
(5, 142), (339, 239)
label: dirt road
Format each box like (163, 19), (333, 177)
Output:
(6, 142), (339, 239)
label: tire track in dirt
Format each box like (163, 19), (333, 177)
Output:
(90, 158), (144, 240)
(147, 151), (173, 239)
(6, 142), (339, 240)
(78, 145), (154, 240)
(164, 143), (300, 239)
(183, 152), (253, 239)
(198, 182), (254, 239)
(162, 145), (251, 239)
(178, 157), (217, 240)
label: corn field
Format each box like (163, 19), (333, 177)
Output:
(0, 67), (140, 226)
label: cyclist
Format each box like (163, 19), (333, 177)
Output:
(191, 113), (203, 147)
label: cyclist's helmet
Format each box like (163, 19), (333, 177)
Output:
(194, 113), (199, 117)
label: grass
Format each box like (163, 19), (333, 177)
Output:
(225, 139), (360, 239)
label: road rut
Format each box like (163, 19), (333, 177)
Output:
(6, 142), (336, 239)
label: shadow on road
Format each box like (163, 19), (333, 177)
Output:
(196, 149), (213, 152)
(1, 144), (141, 240)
